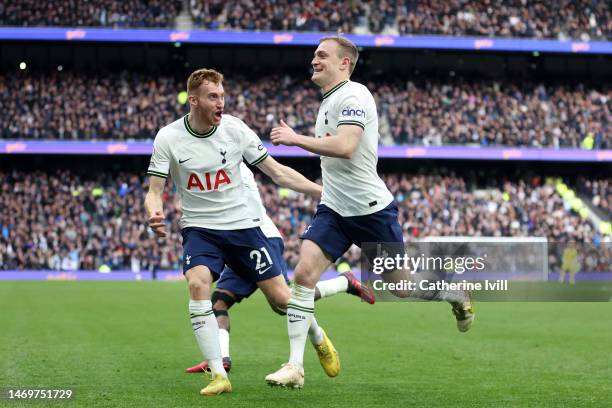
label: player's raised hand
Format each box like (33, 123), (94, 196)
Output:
(148, 210), (167, 237)
(270, 119), (299, 146)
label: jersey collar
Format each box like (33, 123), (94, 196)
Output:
(184, 114), (217, 138)
(322, 80), (348, 100)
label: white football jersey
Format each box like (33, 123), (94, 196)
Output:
(239, 162), (282, 239)
(147, 114), (270, 230)
(315, 80), (393, 216)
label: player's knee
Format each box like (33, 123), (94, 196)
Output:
(269, 302), (287, 316)
(389, 288), (412, 299)
(293, 261), (318, 287)
(266, 290), (289, 311)
(212, 290), (236, 312)
(187, 277), (210, 294)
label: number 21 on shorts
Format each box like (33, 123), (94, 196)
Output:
(250, 247), (274, 274)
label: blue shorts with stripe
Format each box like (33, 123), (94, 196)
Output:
(216, 237), (289, 300)
(301, 202), (404, 262)
(181, 226), (283, 284)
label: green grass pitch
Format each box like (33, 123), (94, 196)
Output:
(1, 281), (611, 407)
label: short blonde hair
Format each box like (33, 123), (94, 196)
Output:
(319, 36), (359, 74)
(187, 68), (224, 94)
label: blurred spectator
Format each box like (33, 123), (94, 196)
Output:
(0, 71), (609, 148)
(0, 168), (608, 271)
(577, 177), (612, 218)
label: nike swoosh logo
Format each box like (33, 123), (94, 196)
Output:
(259, 265), (273, 275)
(179, 158), (192, 164)
(288, 319), (302, 323)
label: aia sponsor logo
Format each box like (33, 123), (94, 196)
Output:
(187, 170), (231, 191)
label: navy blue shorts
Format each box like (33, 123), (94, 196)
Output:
(301, 202), (404, 262)
(181, 227), (283, 283)
(216, 237), (289, 300)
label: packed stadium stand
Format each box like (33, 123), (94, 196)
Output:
(2, 0), (610, 40)
(1, 71), (609, 148)
(1, 168), (608, 271)
(0, 1), (609, 279)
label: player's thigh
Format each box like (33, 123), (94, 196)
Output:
(257, 274), (290, 312)
(301, 204), (352, 263)
(181, 227), (225, 277)
(346, 202), (404, 255)
(294, 239), (334, 287)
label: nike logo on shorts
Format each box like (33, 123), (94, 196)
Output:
(179, 158), (192, 164)
(259, 265), (273, 275)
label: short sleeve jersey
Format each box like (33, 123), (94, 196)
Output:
(147, 114), (269, 230)
(315, 80), (393, 216)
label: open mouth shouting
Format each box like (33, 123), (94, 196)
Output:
(214, 109), (223, 122)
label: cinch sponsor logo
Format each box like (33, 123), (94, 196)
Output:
(187, 170), (231, 191)
(374, 36), (395, 46)
(502, 149), (523, 159)
(596, 151), (612, 161)
(273, 34), (294, 44)
(107, 143), (128, 154)
(65, 30), (86, 40)
(341, 108), (365, 117)
(163, 273), (184, 281)
(47, 273), (78, 281)
(405, 147), (426, 157)
(6, 142), (27, 153)
(474, 39), (494, 49)
(571, 42), (590, 52)
(170, 32), (190, 42)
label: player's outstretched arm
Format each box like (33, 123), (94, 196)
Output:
(270, 119), (362, 159)
(256, 156), (322, 200)
(144, 175), (168, 238)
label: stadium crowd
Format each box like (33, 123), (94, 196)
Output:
(1, 169), (609, 272)
(1, 0), (610, 41)
(190, 0), (362, 34)
(577, 177), (612, 218)
(1, 71), (609, 148)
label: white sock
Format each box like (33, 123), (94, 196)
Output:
(287, 284), (315, 368)
(409, 285), (467, 303)
(308, 316), (324, 345)
(218, 328), (230, 358)
(437, 290), (467, 303)
(189, 299), (227, 377)
(316, 276), (349, 298)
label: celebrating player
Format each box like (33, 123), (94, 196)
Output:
(266, 36), (475, 388)
(185, 162), (376, 374)
(145, 68), (337, 396)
